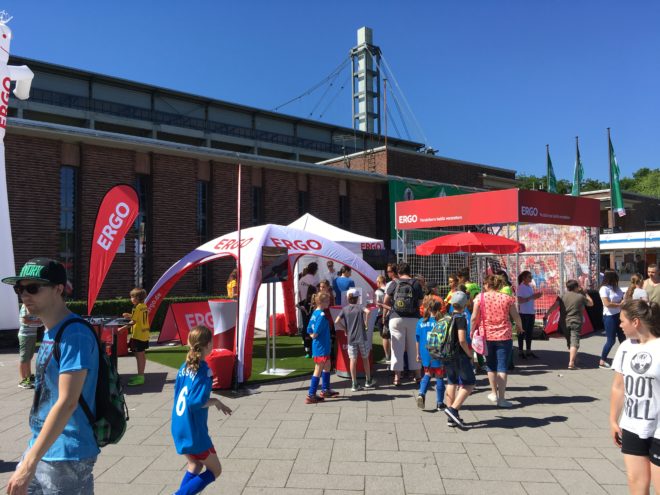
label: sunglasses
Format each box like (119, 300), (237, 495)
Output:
(14, 283), (52, 295)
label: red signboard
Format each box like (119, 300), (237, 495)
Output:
(158, 301), (214, 344)
(394, 188), (600, 230)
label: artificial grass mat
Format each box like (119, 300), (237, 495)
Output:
(146, 333), (385, 384)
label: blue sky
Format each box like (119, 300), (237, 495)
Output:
(4, 1), (659, 181)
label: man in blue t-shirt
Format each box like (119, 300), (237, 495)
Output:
(2, 258), (99, 494)
(333, 266), (356, 306)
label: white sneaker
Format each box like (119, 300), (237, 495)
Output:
(487, 393), (498, 403)
(497, 399), (513, 408)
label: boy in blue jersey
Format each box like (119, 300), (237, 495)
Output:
(171, 325), (232, 495)
(3, 258), (100, 495)
(305, 292), (339, 404)
(415, 298), (446, 410)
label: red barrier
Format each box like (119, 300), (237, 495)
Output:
(158, 301), (213, 344)
(206, 348), (235, 389)
(335, 329), (373, 379)
(269, 313), (287, 336)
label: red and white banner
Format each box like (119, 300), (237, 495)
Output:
(87, 185), (139, 313)
(159, 301), (214, 345)
(544, 306), (594, 336)
(395, 188), (600, 230)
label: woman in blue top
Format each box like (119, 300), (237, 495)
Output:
(171, 326), (232, 495)
(415, 297), (446, 410)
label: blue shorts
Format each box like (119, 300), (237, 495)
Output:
(24, 456), (96, 495)
(445, 354), (476, 386)
(485, 340), (513, 373)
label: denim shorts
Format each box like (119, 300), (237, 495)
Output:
(445, 354), (476, 386)
(24, 456), (96, 494)
(485, 340), (513, 373)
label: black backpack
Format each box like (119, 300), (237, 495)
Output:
(392, 279), (418, 316)
(54, 318), (129, 447)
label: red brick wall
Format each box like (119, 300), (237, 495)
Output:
(5, 134), (61, 273)
(263, 168), (298, 226)
(308, 175), (340, 225)
(349, 181), (378, 238)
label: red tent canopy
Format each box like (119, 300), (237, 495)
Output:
(416, 232), (526, 255)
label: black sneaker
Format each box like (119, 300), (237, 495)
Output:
(436, 402), (447, 411)
(447, 417), (457, 427)
(444, 407), (466, 428)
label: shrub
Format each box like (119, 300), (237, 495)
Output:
(66, 295), (228, 332)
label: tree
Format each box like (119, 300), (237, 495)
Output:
(517, 170), (659, 197)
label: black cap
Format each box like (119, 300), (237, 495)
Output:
(1, 257), (67, 286)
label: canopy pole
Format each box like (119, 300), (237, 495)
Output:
(232, 163), (242, 392)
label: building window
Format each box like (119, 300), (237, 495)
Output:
(59, 166), (77, 296)
(339, 195), (350, 229)
(252, 186), (264, 226)
(298, 190), (308, 215)
(134, 175), (150, 289)
(197, 180), (211, 292)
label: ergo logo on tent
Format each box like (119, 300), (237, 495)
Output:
(521, 206), (539, 217)
(398, 215), (418, 224)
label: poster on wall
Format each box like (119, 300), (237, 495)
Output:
(0, 12), (34, 331)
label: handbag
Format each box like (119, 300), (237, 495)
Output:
(471, 292), (488, 356)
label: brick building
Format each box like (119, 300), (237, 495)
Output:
(5, 57), (516, 301)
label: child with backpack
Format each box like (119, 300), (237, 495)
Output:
(171, 325), (232, 495)
(415, 297), (446, 410)
(443, 291), (476, 429)
(305, 292), (340, 403)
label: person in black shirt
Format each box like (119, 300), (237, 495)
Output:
(443, 291), (476, 429)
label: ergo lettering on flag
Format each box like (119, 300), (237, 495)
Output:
(88, 185), (139, 312)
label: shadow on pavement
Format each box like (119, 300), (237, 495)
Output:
(122, 372), (169, 395)
(470, 414), (568, 429)
(0, 461), (18, 473)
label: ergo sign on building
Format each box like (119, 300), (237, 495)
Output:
(395, 188), (600, 230)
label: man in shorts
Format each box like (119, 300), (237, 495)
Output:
(17, 303), (42, 389)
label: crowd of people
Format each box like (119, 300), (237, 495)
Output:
(5, 253), (660, 493)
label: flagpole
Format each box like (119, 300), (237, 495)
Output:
(545, 144), (549, 191)
(607, 128), (615, 229)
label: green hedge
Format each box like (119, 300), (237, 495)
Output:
(66, 295), (228, 333)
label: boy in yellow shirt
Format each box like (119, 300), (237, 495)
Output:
(122, 287), (150, 386)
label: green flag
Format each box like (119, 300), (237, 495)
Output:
(609, 135), (626, 217)
(571, 137), (583, 196)
(546, 146), (557, 193)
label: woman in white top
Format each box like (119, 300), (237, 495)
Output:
(599, 270), (625, 369)
(516, 271), (542, 359)
(624, 274), (649, 302)
(609, 299), (660, 494)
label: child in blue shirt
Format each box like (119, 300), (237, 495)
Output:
(171, 325), (232, 495)
(415, 297), (447, 410)
(305, 292), (339, 403)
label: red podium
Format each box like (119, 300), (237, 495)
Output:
(206, 349), (235, 389)
(335, 329), (373, 379)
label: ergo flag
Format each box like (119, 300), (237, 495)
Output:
(88, 185), (139, 312)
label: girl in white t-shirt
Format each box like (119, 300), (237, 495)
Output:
(599, 270), (625, 369)
(610, 299), (660, 494)
(625, 274), (649, 302)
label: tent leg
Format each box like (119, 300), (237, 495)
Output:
(272, 283), (277, 372)
(265, 283), (271, 371)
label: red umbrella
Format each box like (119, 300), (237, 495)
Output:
(416, 232), (526, 255)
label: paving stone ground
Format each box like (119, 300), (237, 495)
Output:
(0, 331), (630, 494)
